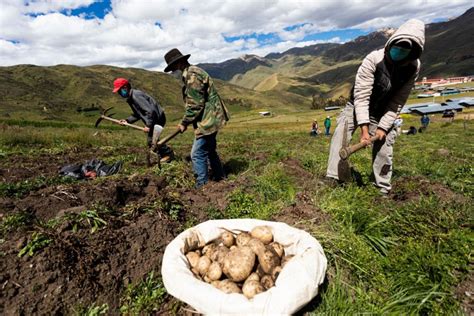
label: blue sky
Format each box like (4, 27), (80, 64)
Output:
(0, 1), (471, 69)
(66, 1), (369, 48)
(64, 0), (111, 19)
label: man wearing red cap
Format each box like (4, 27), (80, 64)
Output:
(112, 78), (173, 162)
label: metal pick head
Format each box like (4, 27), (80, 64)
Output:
(339, 148), (349, 160)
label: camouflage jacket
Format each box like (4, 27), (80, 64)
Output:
(181, 65), (230, 138)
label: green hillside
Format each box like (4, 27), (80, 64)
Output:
(0, 64), (311, 124)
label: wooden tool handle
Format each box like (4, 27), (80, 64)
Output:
(157, 128), (182, 146)
(348, 135), (380, 155)
(102, 116), (144, 131)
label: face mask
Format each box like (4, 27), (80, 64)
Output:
(389, 46), (411, 62)
(171, 69), (182, 80)
(119, 88), (129, 98)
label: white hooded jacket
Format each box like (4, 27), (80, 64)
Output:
(352, 19), (425, 131)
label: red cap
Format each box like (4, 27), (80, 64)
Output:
(113, 78), (129, 93)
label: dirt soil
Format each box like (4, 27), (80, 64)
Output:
(0, 152), (328, 315)
(391, 175), (464, 203)
(0, 147), (146, 183)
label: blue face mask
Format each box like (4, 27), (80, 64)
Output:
(389, 46), (411, 62)
(119, 88), (129, 98)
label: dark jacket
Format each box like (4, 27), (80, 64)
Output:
(125, 89), (166, 128)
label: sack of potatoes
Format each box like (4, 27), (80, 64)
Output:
(162, 219), (327, 315)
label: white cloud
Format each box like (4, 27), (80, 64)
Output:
(0, 0), (472, 69)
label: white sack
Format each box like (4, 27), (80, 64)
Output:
(162, 219), (327, 316)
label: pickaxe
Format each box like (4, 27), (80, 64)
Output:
(147, 126), (182, 168)
(339, 135), (380, 160)
(337, 120), (380, 182)
(95, 107), (144, 131)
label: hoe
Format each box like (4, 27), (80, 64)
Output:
(338, 120), (380, 182)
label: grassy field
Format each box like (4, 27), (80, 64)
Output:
(0, 107), (473, 315)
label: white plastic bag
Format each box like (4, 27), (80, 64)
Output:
(162, 219), (327, 315)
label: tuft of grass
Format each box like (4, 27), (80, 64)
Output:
(68, 210), (108, 234)
(252, 163), (296, 204)
(74, 303), (109, 316)
(156, 160), (195, 189)
(18, 232), (52, 257)
(0, 212), (34, 237)
(0, 176), (75, 198)
(120, 271), (168, 315)
(223, 189), (278, 220)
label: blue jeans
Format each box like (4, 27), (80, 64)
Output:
(325, 127), (330, 135)
(191, 132), (224, 187)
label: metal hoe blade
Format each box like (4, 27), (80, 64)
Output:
(337, 120), (352, 182)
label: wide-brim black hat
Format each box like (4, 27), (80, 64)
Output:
(164, 48), (190, 72)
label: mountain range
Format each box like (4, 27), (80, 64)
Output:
(198, 7), (474, 99)
(0, 8), (472, 123)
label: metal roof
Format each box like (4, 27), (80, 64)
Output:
(411, 104), (464, 115)
(400, 103), (439, 114)
(324, 106), (341, 111)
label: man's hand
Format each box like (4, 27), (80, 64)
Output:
(360, 124), (371, 144)
(375, 128), (386, 141)
(119, 119), (127, 126)
(178, 124), (187, 133)
(143, 127), (150, 133)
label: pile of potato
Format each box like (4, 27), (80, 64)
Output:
(185, 226), (294, 299)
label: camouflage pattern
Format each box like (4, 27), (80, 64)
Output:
(181, 65), (230, 138)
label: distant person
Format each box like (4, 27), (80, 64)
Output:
(407, 126), (417, 135)
(113, 78), (173, 162)
(421, 114), (430, 129)
(163, 48), (230, 188)
(394, 115), (403, 136)
(326, 19), (425, 195)
(310, 120), (319, 136)
(324, 116), (331, 135)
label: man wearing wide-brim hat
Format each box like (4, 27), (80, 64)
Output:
(163, 48), (230, 188)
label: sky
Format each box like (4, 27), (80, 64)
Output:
(0, 0), (472, 71)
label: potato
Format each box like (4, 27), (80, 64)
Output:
(269, 242), (285, 258)
(217, 279), (241, 294)
(257, 248), (280, 274)
(242, 280), (264, 299)
(220, 231), (235, 248)
(203, 275), (212, 283)
(202, 243), (218, 259)
(271, 266), (282, 281)
(211, 245), (229, 265)
(211, 280), (221, 288)
(245, 272), (260, 284)
(247, 238), (265, 255)
(191, 268), (203, 281)
(186, 251), (200, 269)
(250, 226), (273, 244)
(236, 232), (252, 247)
(223, 246), (255, 282)
(281, 255), (294, 268)
(230, 245), (237, 251)
(197, 256), (212, 276)
(260, 275), (275, 290)
(256, 264), (266, 278)
(207, 262), (222, 281)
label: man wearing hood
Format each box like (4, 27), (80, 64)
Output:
(326, 19), (425, 194)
